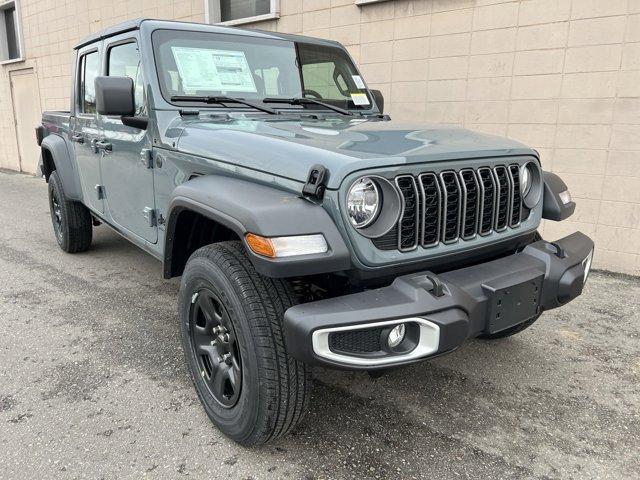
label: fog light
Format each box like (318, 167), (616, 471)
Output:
(582, 249), (593, 285)
(387, 324), (406, 348)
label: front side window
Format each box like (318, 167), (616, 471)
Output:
(108, 42), (145, 115)
(79, 51), (100, 114)
(152, 29), (372, 111)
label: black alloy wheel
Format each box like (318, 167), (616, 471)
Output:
(47, 171), (93, 253)
(50, 187), (63, 243)
(189, 288), (242, 408)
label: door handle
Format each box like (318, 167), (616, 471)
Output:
(70, 134), (84, 144)
(95, 140), (112, 152)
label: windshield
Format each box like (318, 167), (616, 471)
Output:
(152, 29), (372, 111)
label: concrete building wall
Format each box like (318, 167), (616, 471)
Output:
(1, 0), (639, 274)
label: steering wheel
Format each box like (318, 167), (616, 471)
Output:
(303, 89), (323, 100)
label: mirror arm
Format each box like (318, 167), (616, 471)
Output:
(121, 116), (149, 130)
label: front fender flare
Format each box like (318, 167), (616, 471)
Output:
(164, 176), (351, 278)
(41, 134), (82, 201)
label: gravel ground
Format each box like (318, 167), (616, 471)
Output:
(0, 171), (638, 479)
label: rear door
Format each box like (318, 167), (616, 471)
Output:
(72, 45), (104, 213)
(99, 35), (157, 243)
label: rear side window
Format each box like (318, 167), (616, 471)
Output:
(107, 42), (145, 115)
(79, 51), (100, 114)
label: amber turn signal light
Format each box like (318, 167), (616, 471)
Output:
(245, 233), (276, 258)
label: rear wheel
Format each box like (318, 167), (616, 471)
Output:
(48, 171), (92, 253)
(178, 241), (310, 446)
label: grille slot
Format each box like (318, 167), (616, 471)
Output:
(493, 166), (511, 232)
(477, 167), (496, 236)
(459, 169), (479, 240)
(508, 164), (522, 227)
(328, 328), (383, 353)
(439, 171), (462, 243)
(418, 173), (441, 247)
(395, 176), (420, 251)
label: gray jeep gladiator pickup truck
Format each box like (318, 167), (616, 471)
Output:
(36, 19), (594, 446)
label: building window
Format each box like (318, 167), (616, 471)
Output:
(355, 0), (391, 5)
(205, 0), (279, 26)
(0, 0), (23, 63)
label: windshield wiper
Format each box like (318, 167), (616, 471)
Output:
(170, 95), (279, 115)
(262, 97), (353, 116)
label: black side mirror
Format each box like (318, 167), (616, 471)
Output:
(371, 89), (384, 114)
(95, 76), (135, 116)
(95, 76), (148, 129)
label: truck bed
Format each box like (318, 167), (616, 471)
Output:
(41, 111), (71, 138)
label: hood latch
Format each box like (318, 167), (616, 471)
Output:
(302, 164), (328, 202)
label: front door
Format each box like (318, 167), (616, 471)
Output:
(99, 38), (157, 243)
(9, 68), (42, 174)
(73, 47), (104, 213)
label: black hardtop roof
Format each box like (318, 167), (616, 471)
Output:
(74, 18), (341, 50)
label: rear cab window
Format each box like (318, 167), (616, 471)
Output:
(78, 51), (100, 114)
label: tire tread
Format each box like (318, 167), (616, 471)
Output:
(187, 241), (310, 445)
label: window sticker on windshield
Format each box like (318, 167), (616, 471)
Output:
(352, 75), (366, 89)
(171, 47), (257, 93)
(211, 50), (257, 92)
(350, 93), (370, 106)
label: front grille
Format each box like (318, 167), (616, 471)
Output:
(328, 328), (383, 353)
(375, 164), (524, 251)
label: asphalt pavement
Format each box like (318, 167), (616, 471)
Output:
(0, 171), (638, 479)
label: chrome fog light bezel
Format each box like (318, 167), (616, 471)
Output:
(311, 318), (440, 367)
(582, 249), (594, 286)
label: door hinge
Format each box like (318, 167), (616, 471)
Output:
(143, 207), (157, 227)
(143, 208), (164, 227)
(94, 184), (105, 199)
(140, 148), (153, 169)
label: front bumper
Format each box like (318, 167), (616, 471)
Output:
(283, 232), (594, 370)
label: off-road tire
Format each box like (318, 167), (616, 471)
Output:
(48, 171), (92, 253)
(478, 314), (541, 340)
(178, 241), (310, 446)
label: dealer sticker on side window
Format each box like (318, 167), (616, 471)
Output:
(171, 46), (257, 93)
(350, 93), (370, 106)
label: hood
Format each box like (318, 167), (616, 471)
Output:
(174, 115), (535, 189)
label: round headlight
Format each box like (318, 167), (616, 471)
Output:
(347, 177), (381, 228)
(521, 163), (532, 196)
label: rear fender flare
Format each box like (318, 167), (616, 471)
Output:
(41, 134), (82, 201)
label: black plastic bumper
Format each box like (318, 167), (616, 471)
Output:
(283, 232), (594, 370)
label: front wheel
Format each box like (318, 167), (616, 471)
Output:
(178, 241), (310, 446)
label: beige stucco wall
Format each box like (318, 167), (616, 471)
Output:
(1, 0), (639, 274)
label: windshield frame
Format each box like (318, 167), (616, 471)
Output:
(151, 28), (375, 114)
